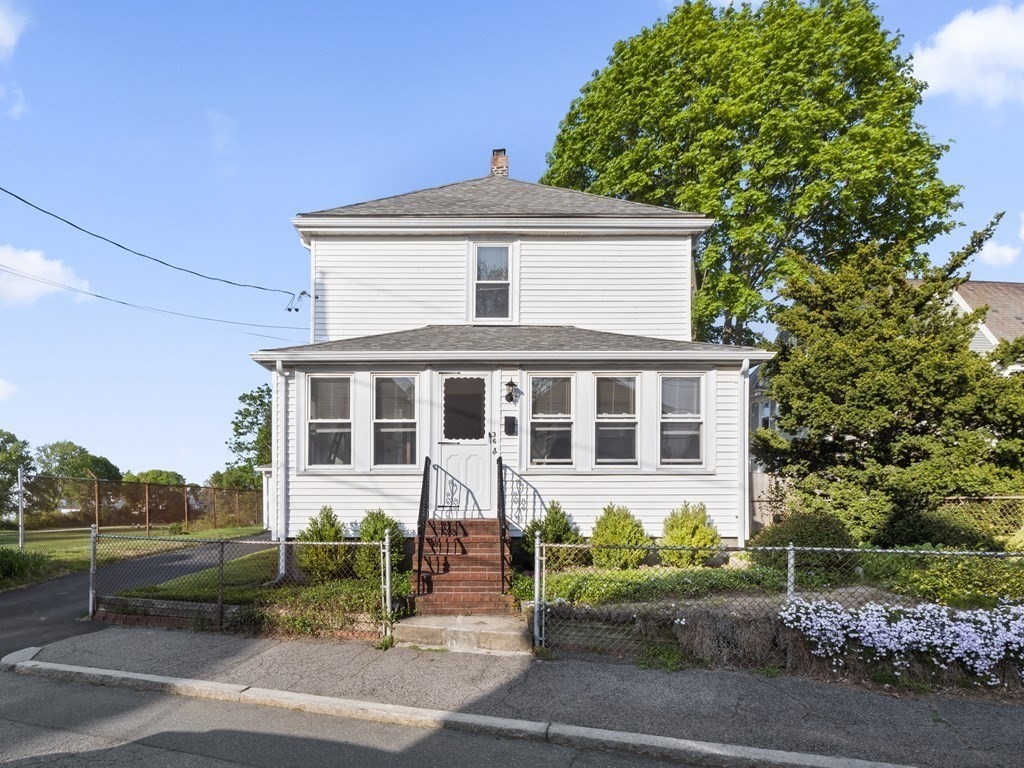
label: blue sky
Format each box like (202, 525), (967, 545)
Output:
(1, 0), (1022, 482)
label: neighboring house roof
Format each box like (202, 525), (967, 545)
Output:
(954, 281), (1024, 342)
(253, 325), (772, 364)
(298, 175), (702, 219)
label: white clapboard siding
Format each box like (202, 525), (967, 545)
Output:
(311, 235), (692, 342)
(313, 237), (467, 340)
(518, 237), (691, 341)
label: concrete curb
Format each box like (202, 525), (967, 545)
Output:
(4, 655), (916, 768)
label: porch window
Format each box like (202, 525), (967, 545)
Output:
(373, 376), (417, 465)
(307, 377), (352, 466)
(595, 376), (637, 464)
(660, 375), (703, 464)
(473, 245), (510, 320)
(530, 376), (572, 465)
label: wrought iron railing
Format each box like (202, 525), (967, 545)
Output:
(415, 457), (431, 595)
(496, 457), (509, 594)
(500, 462), (546, 529)
(431, 463), (482, 518)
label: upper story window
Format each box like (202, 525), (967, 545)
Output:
(308, 377), (352, 466)
(660, 375), (703, 465)
(530, 375), (573, 465)
(473, 245), (510, 321)
(373, 375), (417, 466)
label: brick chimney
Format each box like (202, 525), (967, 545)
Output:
(490, 148), (508, 177)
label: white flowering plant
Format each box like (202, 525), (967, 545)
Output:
(779, 599), (1024, 686)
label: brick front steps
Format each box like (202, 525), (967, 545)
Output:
(411, 519), (514, 616)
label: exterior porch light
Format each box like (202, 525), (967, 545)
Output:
(505, 378), (517, 402)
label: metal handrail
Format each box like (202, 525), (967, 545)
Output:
(415, 456), (432, 595)
(496, 457), (508, 594)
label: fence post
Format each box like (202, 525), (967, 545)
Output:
(88, 524), (97, 619)
(17, 468), (24, 552)
(383, 529), (392, 636)
(787, 542), (795, 601)
(144, 483), (150, 534)
(183, 484), (189, 533)
(533, 531), (542, 648)
(217, 541), (225, 630)
(88, 470), (100, 530)
(234, 489), (240, 528)
(212, 488), (218, 528)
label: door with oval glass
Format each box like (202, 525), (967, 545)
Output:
(436, 372), (494, 516)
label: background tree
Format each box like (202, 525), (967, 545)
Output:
(122, 469), (186, 486)
(0, 429), (33, 519)
(753, 217), (1024, 546)
(227, 384), (271, 471)
(542, 0), (960, 343)
(206, 465), (260, 491)
(34, 441), (122, 481)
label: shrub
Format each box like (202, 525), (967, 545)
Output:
(521, 501), (587, 570)
(297, 506), (352, 583)
(882, 555), (1024, 609)
(353, 508), (405, 581)
(1007, 527), (1024, 553)
(590, 504), (649, 569)
(659, 503), (720, 567)
(748, 508), (856, 579)
(167, 522), (185, 536)
(0, 547), (51, 581)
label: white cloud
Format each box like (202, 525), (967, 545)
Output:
(0, 379), (15, 401)
(0, 1), (27, 60)
(913, 4), (1024, 108)
(0, 245), (89, 305)
(978, 241), (1021, 267)
(205, 109), (235, 156)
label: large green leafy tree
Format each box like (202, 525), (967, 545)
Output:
(752, 218), (1024, 545)
(206, 465), (260, 491)
(34, 441), (122, 481)
(542, 0), (960, 343)
(0, 429), (33, 518)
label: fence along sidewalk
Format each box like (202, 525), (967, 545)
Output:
(5, 472), (263, 549)
(88, 530), (394, 638)
(532, 540), (1024, 670)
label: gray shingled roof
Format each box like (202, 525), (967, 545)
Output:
(262, 325), (766, 356)
(955, 281), (1024, 342)
(299, 175), (702, 219)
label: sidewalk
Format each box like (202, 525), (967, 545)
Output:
(7, 626), (1024, 768)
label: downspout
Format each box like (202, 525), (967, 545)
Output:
(739, 358), (751, 545)
(276, 360), (291, 578)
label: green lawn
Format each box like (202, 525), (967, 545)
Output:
(124, 548), (280, 604)
(0, 525), (266, 590)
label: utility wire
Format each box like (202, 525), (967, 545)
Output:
(0, 184), (299, 302)
(0, 262), (307, 331)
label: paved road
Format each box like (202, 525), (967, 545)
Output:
(0, 673), (678, 767)
(0, 533), (271, 657)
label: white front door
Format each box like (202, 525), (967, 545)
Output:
(436, 372), (494, 516)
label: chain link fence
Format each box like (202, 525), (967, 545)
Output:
(531, 541), (1024, 675)
(89, 531), (396, 639)
(1, 473), (264, 556)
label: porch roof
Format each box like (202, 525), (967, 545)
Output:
(252, 325), (773, 365)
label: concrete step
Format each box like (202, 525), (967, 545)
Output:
(393, 614), (531, 653)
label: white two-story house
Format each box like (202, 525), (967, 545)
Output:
(253, 150), (772, 547)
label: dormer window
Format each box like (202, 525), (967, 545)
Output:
(473, 244), (510, 321)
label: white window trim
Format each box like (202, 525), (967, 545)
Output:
(527, 373), (575, 468)
(468, 241), (515, 324)
(658, 373), (705, 467)
(304, 373), (354, 471)
(371, 373), (418, 468)
(594, 373), (639, 466)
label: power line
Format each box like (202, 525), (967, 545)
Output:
(0, 183), (302, 304)
(0, 262), (307, 331)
